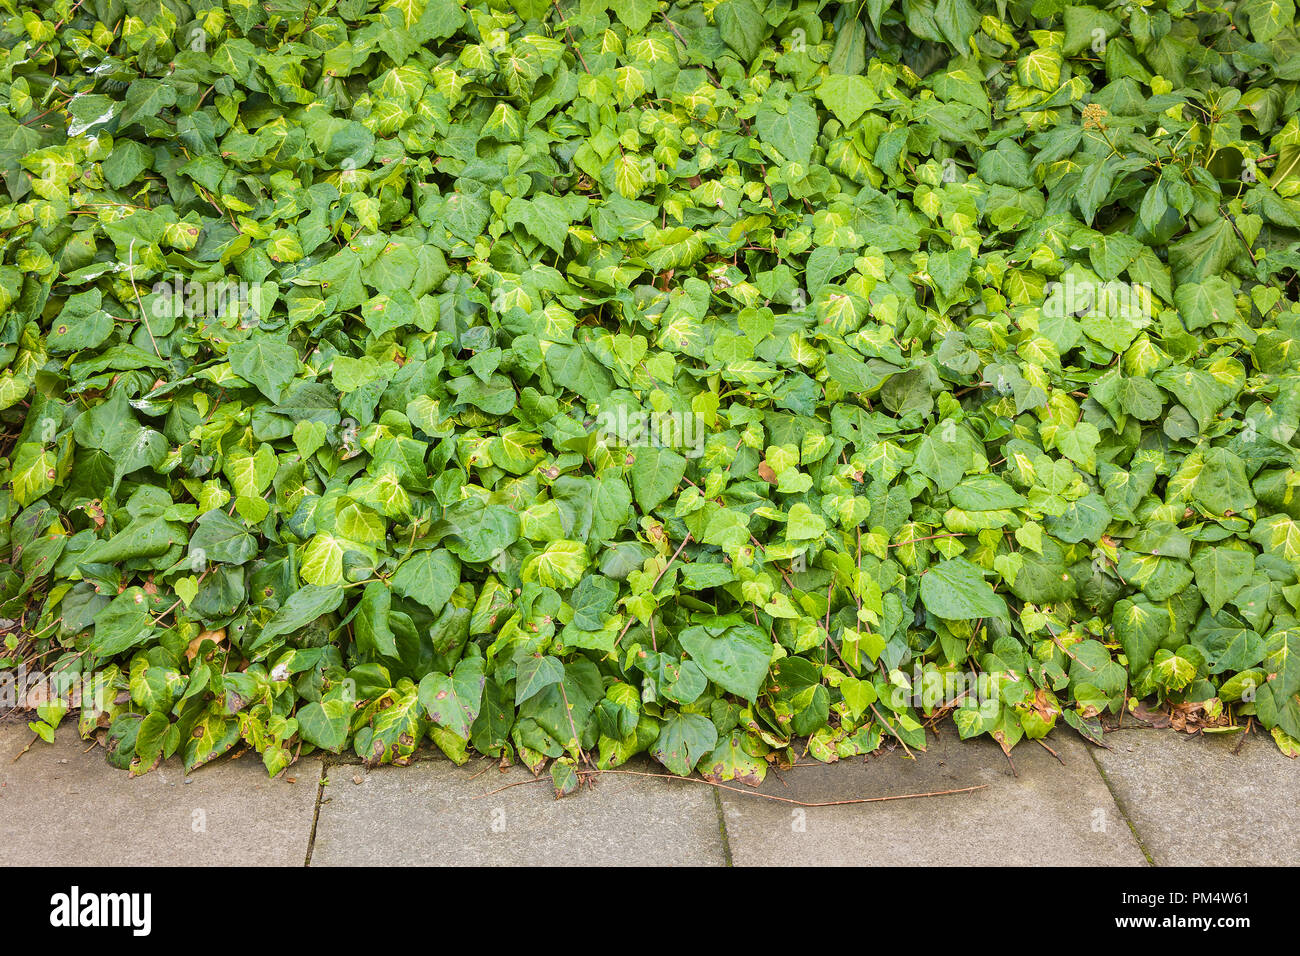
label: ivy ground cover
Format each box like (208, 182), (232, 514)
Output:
(3, 0), (1300, 788)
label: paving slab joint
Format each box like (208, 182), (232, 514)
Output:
(711, 786), (734, 867)
(1088, 743), (1155, 867)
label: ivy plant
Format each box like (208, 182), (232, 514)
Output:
(2, 0), (1300, 784)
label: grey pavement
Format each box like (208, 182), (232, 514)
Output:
(311, 756), (725, 866)
(1093, 729), (1300, 866)
(718, 727), (1146, 865)
(0, 726), (319, 865)
(2, 721), (1296, 865)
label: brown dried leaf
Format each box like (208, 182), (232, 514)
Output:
(187, 627), (225, 662)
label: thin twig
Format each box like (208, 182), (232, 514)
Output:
(823, 579), (833, 666)
(870, 703), (914, 758)
(891, 533), (966, 548)
(552, 1), (590, 73)
(1036, 738), (1064, 765)
(126, 239), (163, 359)
(11, 734), (38, 762)
(613, 534), (692, 648)
(1001, 743), (1018, 777)
(556, 679), (586, 766)
(474, 776), (550, 798)
(574, 768), (987, 807)
(1219, 205), (1258, 268)
(1047, 631), (1094, 671)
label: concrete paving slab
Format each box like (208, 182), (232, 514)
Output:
(0, 725), (320, 866)
(1092, 729), (1300, 866)
(310, 756), (726, 866)
(718, 728), (1146, 866)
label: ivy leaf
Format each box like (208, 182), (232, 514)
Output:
(756, 95), (818, 166)
(1191, 448), (1257, 516)
(119, 79), (177, 130)
(716, 0), (766, 62)
(391, 550), (461, 611)
(651, 713), (718, 776)
(419, 655), (486, 740)
(679, 623), (772, 702)
(1175, 277), (1238, 330)
(297, 698), (351, 752)
(921, 559), (1008, 620)
(701, 731), (767, 786)
(91, 587), (155, 657)
(228, 334), (299, 403)
(817, 75), (876, 127)
(522, 540), (587, 589)
(515, 655), (565, 706)
(629, 445), (687, 512)
(49, 290), (113, 352)
(505, 194), (588, 253)
(258, 585), (345, 647)
(189, 508), (256, 566)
